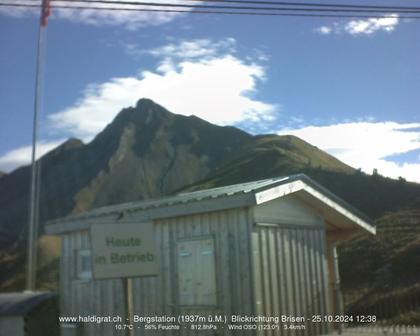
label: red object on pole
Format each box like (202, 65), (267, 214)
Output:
(41, 0), (51, 26)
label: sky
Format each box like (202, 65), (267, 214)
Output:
(0, 0), (419, 182)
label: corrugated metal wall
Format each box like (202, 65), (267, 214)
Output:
(60, 231), (126, 336)
(131, 207), (255, 336)
(252, 224), (330, 336)
(59, 204), (332, 336)
(60, 206), (255, 336)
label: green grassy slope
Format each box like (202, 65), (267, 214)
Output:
(181, 134), (353, 189)
(339, 208), (420, 324)
(185, 134), (420, 219)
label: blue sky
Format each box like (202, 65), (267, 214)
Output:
(1, 1), (419, 181)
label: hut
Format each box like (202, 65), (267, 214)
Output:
(45, 174), (375, 336)
(0, 291), (58, 336)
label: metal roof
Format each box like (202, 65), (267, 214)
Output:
(178, 176), (290, 198)
(45, 174), (375, 233)
(46, 175), (293, 225)
(0, 292), (55, 316)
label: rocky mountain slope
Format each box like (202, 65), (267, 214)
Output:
(0, 99), (253, 247)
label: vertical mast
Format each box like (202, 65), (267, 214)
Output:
(26, 0), (50, 292)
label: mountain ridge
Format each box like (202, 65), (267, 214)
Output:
(0, 99), (255, 246)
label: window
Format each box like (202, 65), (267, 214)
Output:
(75, 249), (92, 280)
(177, 237), (217, 306)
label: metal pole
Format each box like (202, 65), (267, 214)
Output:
(124, 278), (135, 336)
(26, 17), (47, 292)
(332, 243), (344, 334)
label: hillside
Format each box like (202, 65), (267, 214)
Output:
(182, 134), (354, 187)
(339, 208), (420, 324)
(185, 135), (420, 219)
(0, 98), (419, 309)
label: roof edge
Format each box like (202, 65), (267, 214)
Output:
(45, 174), (375, 235)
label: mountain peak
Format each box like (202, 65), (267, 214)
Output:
(135, 97), (159, 109)
(62, 138), (84, 149)
(110, 98), (172, 129)
(46, 138), (84, 158)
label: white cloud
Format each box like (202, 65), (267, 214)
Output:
(48, 39), (275, 138)
(125, 38), (238, 72)
(345, 15), (399, 35)
(1, 38), (274, 172)
(278, 122), (420, 182)
(315, 26), (332, 35)
(0, 140), (64, 172)
(149, 38), (237, 60)
(0, 0), (194, 29)
(315, 14), (399, 36)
